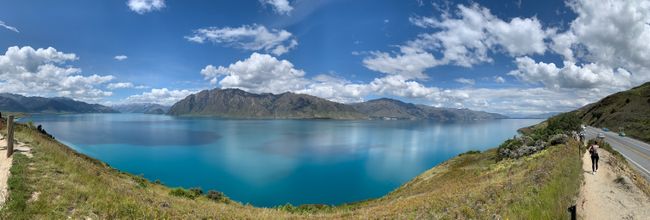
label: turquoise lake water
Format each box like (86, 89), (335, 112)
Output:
(23, 114), (542, 207)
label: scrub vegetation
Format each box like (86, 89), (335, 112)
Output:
(1, 117), (584, 219)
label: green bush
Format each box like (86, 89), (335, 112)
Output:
(276, 203), (332, 213)
(547, 112), (581, 133)
(530, 112), (582, 141)
(169, 187), (201, 199)
(458, 150), (481, 156)
(131, 174), (148, 188)
(277, 203), (296, 212)
(499, 139), (523, 151)
(189, 187), (203, 195)
(206, 190), (225, 201)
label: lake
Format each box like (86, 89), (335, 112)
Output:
(23, 114), (542, 207)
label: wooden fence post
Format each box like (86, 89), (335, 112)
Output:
(7, 115), (14, 158)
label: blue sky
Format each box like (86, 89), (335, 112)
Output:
(1, 0), (649, 115)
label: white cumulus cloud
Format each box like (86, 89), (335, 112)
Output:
(373, 0), (650, 110)
(550, 0), (650, 85)
(455, 78), (475, 85)
(125, 88), (196, 105)
(363, 48), (437, 80)
(127, 0), (165, 14)
(186, 24), (298, 56)
(365, 3), (551, 78)
(0, 46), (115, 102)
(202, 52), (308, 94)
(114, 55), (128, 61)
(107, 82), (134, 89)
(508, 56), (632, 90)
(260, 0), (293, 15)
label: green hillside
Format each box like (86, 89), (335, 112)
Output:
(574, 82), (650, 142)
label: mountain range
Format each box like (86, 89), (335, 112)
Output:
(351, 98), (506, 121)
(0, 93), (116, 113)
(0, 89), (510, 121)
(168, 88), (507, 121)
(112, 103), (170, 114)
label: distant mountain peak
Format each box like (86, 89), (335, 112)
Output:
(112, 103), (170, 114)
(367, 98), (404, 103)
(168, 89), (506, 121)
(168, 88), (366, 119)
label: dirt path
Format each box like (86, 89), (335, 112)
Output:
(0, 133), (33, 207)
(577, 149), (650, 219)
(0, 134), (12, 207)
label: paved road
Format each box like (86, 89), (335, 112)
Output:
(584, 126), (650, 181)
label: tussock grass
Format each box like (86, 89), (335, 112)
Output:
(0, 122), (584, 219)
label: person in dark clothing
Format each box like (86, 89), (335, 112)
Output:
(589, 144), (599, 174)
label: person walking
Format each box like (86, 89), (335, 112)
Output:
(589, 144), (599, 174)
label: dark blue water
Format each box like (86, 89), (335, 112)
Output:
(23, 114), (541, 207)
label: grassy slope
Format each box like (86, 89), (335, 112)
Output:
(575, 82), (650, 142)
(1, 122), (583, 219)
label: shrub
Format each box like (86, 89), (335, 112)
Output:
(548, 134), (569, 146)
(132, 174), (148, 188)
(592, 111), (603, 119)
(459, 150), (481, 156)
(190, 187), (203, 196)
(278, 203), (296, 212)
(295, 204), (332, 213)
(614, 176), (626, 185)
(546, 112), (581, 134)
(497, 139), (523, 160)
(169, 187), (201, 199)
(528, 112), (582, 141)
(499, 139), (523, 151)
(206, 190), (225, 201)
